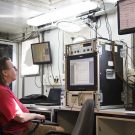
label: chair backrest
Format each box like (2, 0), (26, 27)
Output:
(71, 99), (94, 135)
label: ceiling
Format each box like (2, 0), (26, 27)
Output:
(0, 0), (117, 36)
(0, 0), (76, 35)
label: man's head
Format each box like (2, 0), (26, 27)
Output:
(0, 57), (17, 85)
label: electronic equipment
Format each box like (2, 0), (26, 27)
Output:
(117, 0), (135, 35)
(66, 53), (97, 91)
(31, 42), (52, 64)
(65, 38), (124, 109)
(36, 88), (62, 106)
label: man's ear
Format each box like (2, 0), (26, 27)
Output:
(2, 70), (7, 77)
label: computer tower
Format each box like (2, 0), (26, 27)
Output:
(65, 38), (124, 109)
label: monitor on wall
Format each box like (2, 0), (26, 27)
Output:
(117, 0), (135, 35)
(66, 53), (97, 91)
(31, 42), (52, 64)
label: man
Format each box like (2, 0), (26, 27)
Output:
(0, 57), (63, 135)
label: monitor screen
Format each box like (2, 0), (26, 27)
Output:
(31, 42), (52, 64)
(117, 0), (135, 35)
(66, 53), (97, 91)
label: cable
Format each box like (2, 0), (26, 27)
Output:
(120, 40), (135, 68)
(46, 65), (54, 88)
(111, 41), (128, 87)
(34, 76), (41, 88)
(85, 22), (103, 38)
(9, 28), (39, 43)
(57, 29), (62, 85)
(49, 64), (55, 81)
(101, 0), (112, 40)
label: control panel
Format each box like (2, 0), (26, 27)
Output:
(65, 38), (113, 56)
(66, 40), (97, 56)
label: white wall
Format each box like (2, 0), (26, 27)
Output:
(18, 39), (41, 98)
(18, 9), (133, 98)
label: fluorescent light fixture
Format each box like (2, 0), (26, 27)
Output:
(27, 1), (97, 26)
(57, 21), (81, 33)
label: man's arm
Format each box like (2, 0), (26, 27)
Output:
(14, 113), (45, 123)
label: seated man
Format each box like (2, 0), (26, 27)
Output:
(0, 57), (63, 135)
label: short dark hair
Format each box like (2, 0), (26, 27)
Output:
(0, 57), (10, 85)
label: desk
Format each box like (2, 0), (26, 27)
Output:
(25, 104), (80, 133)
(95, 108), (135, 135)
(25, 104), (135, 135)
(54, 107), (80, 133)
(24, 104), (61, 121)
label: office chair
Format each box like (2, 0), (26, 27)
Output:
(46, 99), (94, 135)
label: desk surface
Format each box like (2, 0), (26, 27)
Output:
(24, 104), (62, 113)
(24, 104), (82, 112)
(95, 108), (135, 118)
(24, 103), (135, 116)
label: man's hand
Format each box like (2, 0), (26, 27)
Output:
(14, 113), (45, 123)
(35, 114), (45, 122)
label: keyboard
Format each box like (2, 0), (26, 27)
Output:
(35, 102), (60, 106)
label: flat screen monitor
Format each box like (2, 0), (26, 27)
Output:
(66, 53), (97, 91)
(117, 0), (135, 35)
(31, 42), (52, 64)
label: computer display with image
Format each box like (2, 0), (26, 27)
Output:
(31, 42), (52, 64)
(66, 53), (97, 91)
(117, 0), (135, 34)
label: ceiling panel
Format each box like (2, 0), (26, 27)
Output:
(0, 0), (69, 34)
(0, 0), (116, 35)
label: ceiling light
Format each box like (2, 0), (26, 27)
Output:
(27, 1), (97, 26)
(57, 21), (81, 33)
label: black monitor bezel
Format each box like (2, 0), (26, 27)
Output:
(66, 53), (97, 91)
(117, 0), (135, 35)
(31, 42), (52, 65)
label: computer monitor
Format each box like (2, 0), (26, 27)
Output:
(66, 53), (97, 91)
(31, 42), (52, 64)
(117, 0), (135, 35)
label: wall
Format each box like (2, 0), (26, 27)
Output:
(18, 8), (132, 98)
(18, 39), (41, 98)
